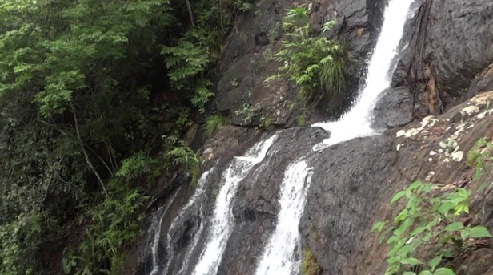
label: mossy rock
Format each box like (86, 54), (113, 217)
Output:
(301, 248), (322, 275)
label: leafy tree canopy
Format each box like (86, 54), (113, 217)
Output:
(0, 0), (247, 273)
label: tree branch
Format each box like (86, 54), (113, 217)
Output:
(185, 0), (195, 27)
(70, 101), (108, 197)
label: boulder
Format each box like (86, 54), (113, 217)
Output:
(300, 135), (396, 275)
(372, 86), (414, 129)
(393, 0), (493, 112)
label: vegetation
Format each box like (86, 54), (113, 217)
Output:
(372, 139), (493, 275)
(205, 113), (231, 137)
(0, 0), (248, 273)
(301, 248), (322, 275)
(234, 102), (261, 125)
(268, 7), (350, 113)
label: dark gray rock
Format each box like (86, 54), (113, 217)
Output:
(372, 86), (414, 129)
(466, 64), (493, 100)
(300, 135), (396, 275)
(393, 0), (493, 110)
(311, 0), (386, 58)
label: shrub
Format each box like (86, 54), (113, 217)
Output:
(372, 180), (491, 275)
(63, 184), (145, 274)
(205, 113), (231, 137)
(268, 7), (349, 109)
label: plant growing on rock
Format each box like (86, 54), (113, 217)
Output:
(205, 113), (231, 137)
(372, 181), (492, 275)
(301, 248), (322, 275)
(267, 7), (349, 110)
(234, 102), (261, 125)
(467, 138), (493, 189)
(165, 136), (200, 185)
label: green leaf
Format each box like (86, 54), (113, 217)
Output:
(394, 218), (413, 236)
(409, 181), (423, 191)
(398, 244), (414, 257)
(434, 268), (455, 275)
(371, 221), (386, 233)
(400, 257), (423, 265)
(445, 222), (464, 232)
(391, 191), (406, 203)
(395, 208), (409, 222)
(454, 203), (469, 215)
(467, 226), (492, 238)
(429, 254), (443, 270)
(403, 272), (416, 275)
(419, 271), (432, 275)
(438, 202), (455, 214)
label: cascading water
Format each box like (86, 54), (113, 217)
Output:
(161, 167), (215, 275)
(147, 187), (182, 275)
(191, 135), (278, 275)
(255, 0), (416, 274)
(146, 0), (416, 274)
(312, 0), (416, 147)
(255, 160), (313, 275)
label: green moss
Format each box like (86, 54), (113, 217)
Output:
(301, 248), (322, 275)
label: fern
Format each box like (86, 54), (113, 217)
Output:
(165, 137), (201, 185)
(205, 114), (231, 137)
(270, 6), (349, 108)
(116, 151), (147, 179)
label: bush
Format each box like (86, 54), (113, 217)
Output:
(63, 183), (145, 274)
(268, 7), (349, 109)
(205, 113), (231, 137)
(372, 180), (491, 275)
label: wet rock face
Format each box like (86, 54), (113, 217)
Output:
(218, 127), (329, 275)
(372, 86), (414, 129)
(215, 0), (297, 127)
(136, 126), (329, 275)
(312, 0), (386, 57)
(393, 0), (493, 111)
(299, 91), (493, 275)
(300, 135), (396, 275)
(215, 0), (386, 126)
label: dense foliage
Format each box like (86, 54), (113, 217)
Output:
(268, 7), (350, 116)
(0, 0), (248, 273)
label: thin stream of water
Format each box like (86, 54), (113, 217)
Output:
(162, 168), (215, 275)
(192, 135), (278, 275)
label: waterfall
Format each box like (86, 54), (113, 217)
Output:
(255, 160), (313, 275)
(162, 167), (215, 275)
(191, 135), (278, 275)
(313, 0), (416, 147)
(147, 187), (182, 275)
(255, 0), (416, 274)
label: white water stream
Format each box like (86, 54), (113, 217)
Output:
(191, 135), (278, 275)
(313, 0), (416, 147)
(148, 187), (182, 275)
(255, 160), (313, 275)
(162, 168), (214, 275)
(256, 0), (416, 274)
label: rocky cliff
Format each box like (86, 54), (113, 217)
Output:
(134, 0), (493, 274)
